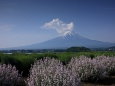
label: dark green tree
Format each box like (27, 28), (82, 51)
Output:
(66, 46), (91, 52)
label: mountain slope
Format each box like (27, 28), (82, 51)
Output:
(9, 31), (115, 49)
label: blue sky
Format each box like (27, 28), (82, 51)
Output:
(0, 0), (115, 48)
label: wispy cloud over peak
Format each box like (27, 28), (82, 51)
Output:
(41, 18), (74, 35)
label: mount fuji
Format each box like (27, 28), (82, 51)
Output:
(6, 31), (115, 49)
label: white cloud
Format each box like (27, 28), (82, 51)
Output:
(41, 18), (74, 35)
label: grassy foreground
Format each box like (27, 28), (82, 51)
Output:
(0, 51), (115, 86)
(0, 51), (115, 76)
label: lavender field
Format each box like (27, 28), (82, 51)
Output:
(0, 55), (115, 86)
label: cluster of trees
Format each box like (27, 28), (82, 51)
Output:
(66, 46), (91, 52)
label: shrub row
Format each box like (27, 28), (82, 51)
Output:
(0, 52), (75, 76)
(26, 56), (115, 86)
(0, 55), (115, 86)
(0, 52), (115, 77)
(68, 56), (115, 82)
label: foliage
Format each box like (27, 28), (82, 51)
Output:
(68, 56), (106, 81)
(66, 46), (91, 52)
(0, 64), (25, 86)
(0, 52), (115, 85)
(68, 56), (115, 82)
(0, 52), (115, 77)
(26, 57), (81, 86)
(95, 56), (115, 75)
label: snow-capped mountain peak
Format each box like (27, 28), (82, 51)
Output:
(62, 31), (76, 37)
(62, 31), (83, 39)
